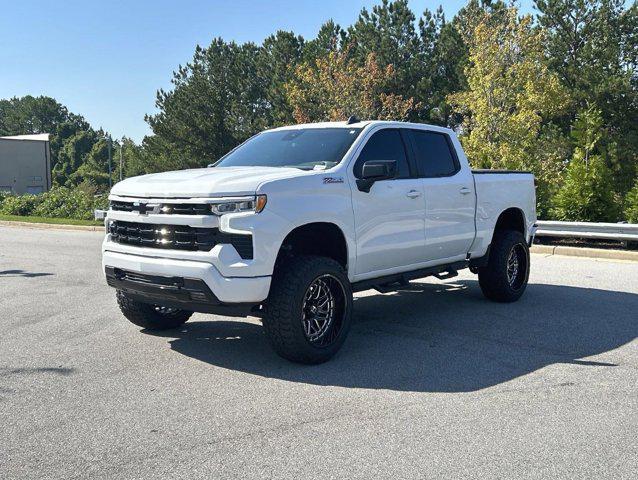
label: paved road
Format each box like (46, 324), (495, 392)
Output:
(1, 225), (637, 479)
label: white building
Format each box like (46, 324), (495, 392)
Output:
(0, 134), (52, 194)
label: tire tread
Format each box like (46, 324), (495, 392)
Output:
(116, 290), (192, 330)
(263, 255), (352, 364)
(478, 230), (530, 303)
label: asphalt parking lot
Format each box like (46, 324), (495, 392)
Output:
(1, 225), (637, 479)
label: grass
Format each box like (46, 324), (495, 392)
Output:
(0, 214), (103, 227)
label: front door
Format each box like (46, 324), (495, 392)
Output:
(350, 129), (426, 276)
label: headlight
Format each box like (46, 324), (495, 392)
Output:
(210, 195), (267, 215)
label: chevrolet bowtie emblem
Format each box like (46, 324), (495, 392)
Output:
(133, 202), (160, 215)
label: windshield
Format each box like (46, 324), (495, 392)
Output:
(215, 128), (362, 170)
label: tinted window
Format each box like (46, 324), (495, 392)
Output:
(354, 129), (410, 178)
(411, 130), (458, 177)
(216, 128), (362, 170)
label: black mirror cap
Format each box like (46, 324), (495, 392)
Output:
(361, 160), (397, 179)
(357, 160), (397, 192)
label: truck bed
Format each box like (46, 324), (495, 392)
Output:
(469, 170), (536, 258)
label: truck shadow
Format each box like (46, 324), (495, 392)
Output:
(0, 269), (53, 278)
(146, 281), (637, 392)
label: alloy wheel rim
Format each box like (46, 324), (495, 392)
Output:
(301, 274), (345, 347)
(506, 244), (526, 290)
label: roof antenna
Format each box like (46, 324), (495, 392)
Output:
(346, 115), (359, 125)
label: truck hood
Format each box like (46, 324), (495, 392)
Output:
(110, 166), (307, 198)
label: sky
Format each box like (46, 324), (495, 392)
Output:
(0, 0), (534, 142)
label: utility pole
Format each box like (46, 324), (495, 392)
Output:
(119, 141), (123, 182)
(107, 136), (112, 189)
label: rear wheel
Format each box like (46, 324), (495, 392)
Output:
(116, 290), (192, 330)
(478, 230), (530, 302)
(263, 255), (353, 364)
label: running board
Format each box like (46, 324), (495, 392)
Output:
(352, 261), (467, 294)
(433, 269), (458, 280)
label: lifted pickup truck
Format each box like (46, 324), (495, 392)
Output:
(103, 120), (537, 363)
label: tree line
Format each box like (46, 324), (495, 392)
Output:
(1, 0), (637, 222)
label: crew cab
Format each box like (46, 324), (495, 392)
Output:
(103, 120), (537, 363)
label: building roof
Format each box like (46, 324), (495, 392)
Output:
(0, 133), (50, 142)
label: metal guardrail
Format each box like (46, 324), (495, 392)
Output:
(536, 220), (638, 242)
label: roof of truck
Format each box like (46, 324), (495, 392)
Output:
(268, 120), (454, 135)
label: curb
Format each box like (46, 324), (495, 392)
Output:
(0, 220), (103, 232)
(531, 244), (638, 262)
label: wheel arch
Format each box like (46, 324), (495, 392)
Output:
(493, 207), (526, 237)
(471, 207), (527, 269)
(274, 222), (350, 273)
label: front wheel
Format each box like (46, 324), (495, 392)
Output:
(116, 290), (193, 330)
(478, 230), (530, 302)
(263, 255), (353, 364)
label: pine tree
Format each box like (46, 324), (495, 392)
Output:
(535, 0), (638, 193)
(551, 107), (621, 221)
(145, 39), (270, 167)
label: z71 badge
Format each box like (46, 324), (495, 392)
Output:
(323, 177), (344, 184)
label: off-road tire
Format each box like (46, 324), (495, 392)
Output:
(116, 290), (192, 330)
(263, 255), (353, 364)
(478, 229), (530, 303)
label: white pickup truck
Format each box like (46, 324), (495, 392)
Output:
(103, 120), (537, 363)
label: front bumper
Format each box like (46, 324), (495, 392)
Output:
(103, 251), (271, 311)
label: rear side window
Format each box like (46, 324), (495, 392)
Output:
(353, 129), (410, 179)
(411, 130), (458, 177)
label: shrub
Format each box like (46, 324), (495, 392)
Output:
(93, 194), (109, 211)
(0, 186), (106, 221)
(625, 179), (638, 224)
(0, 194), (42, 216)
(0, 190), (11, 208)
(32, 187), (96, 220)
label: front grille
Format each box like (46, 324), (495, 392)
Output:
(108, 220), (253, 258)
(110, 200), (211, 215)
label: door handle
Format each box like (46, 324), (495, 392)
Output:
(460, 187), (472, 195)
(406, 190), (422, 199)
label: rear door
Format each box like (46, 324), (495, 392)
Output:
(350, 128), (426, 276)
(407, 129), (476, 261)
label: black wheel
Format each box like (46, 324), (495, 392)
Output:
(478, 230), (530, 303)
(116, 290), (192, 330)
(263, 255), (353, 364)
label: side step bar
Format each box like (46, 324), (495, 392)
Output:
(351, 261), (468, 294)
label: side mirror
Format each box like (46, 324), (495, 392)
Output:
(356, 160), (397, 192)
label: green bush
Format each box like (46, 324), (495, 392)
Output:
(550, 154), (621, 222)
(94, 193), (109, 211)
(32, 187), (97, 220)
(625, 179), (638, 223)
(0, 193), (43, 216)
(0, 186), (107, 221)
(0, 190), (11, 207)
